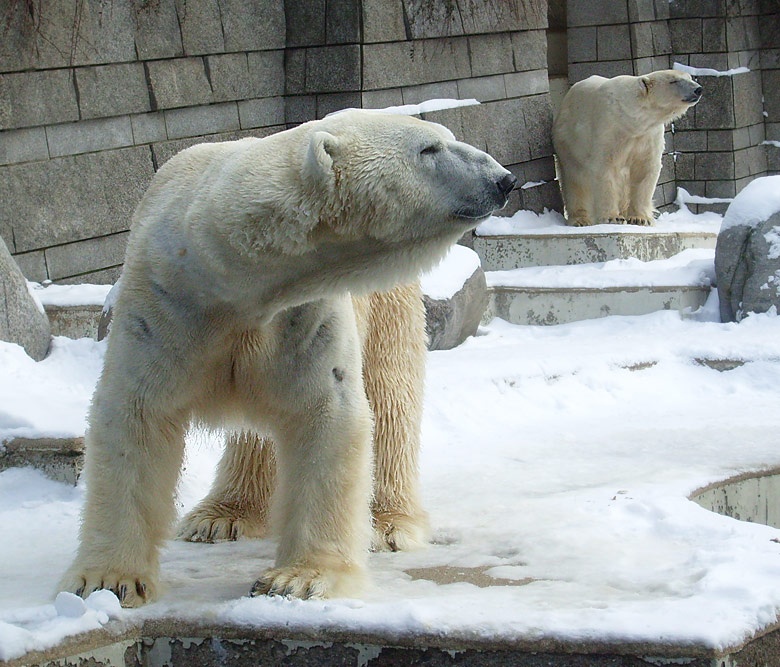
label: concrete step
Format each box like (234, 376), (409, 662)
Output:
(485, 283), (711, 325)
(483, 249), (715, 325)
(44, 303), (102, 339)
(473, 230), (717, 270)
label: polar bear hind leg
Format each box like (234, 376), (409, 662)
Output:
(181, 284), (431, 554)
(357, 286), (430, 552)
(178, 431), (275, 542)
(592, 162), (627, 225)
(626, 136), (663, 226)
(557, 159), (595, 226)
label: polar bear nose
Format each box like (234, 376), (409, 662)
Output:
(498, 173), (518, 197)
(685, 85), (703, 103)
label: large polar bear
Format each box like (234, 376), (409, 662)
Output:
(553, 70), (702, 227)
(60, 109), (516, 607)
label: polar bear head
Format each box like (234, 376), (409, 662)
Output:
(301, 109), (516, 246)
(637, 69), (702, 123)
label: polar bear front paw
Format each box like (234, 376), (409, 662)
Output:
(178, 500), (267, 542)
(249, 560), (365, 600)
(61, 568), (157, 608)
(567, 217), (592, 227)
(372, 509), (430, 552)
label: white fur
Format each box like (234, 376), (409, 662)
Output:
(61, 110), (512, 606)
(552, 70), (701, 227)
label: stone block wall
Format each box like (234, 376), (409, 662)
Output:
(760, 0), (780, 174)
(0, 0), (559, 284)
(669, 0), (767, 205)
(1, 0), (288, 284)
(566, 0), (779, 213)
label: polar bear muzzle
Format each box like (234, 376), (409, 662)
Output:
(453, 171), (517, 220)
(680, 80), (703, 104)
(432, 140), (517, 222)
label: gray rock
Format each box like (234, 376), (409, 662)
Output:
(0, 236), (50, 360)
(424, 267), (488, 351)
(716, 210), (780, 322)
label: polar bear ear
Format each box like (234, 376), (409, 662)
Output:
(304, 131), (340, 185)
(639, 76), (651, 95)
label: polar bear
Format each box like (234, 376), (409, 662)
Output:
(552, 69), (702, 227)
(60, 109), (516, 607)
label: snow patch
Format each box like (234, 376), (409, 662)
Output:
(765, 227), (780, 260)
(30, 283), (113, 308)
(476, 206), (721, 237)
(721, 175), (780, 232)
(0, 336), (104, 443)
(675, 187), (732, 207)
(673, 62), (750, 77)
(332, 99), (480, 118)
(475, 209), (567, 235)
(24, 283), (46, 315)
(0, 586), (122, 661)
(420, 245), (481, 300)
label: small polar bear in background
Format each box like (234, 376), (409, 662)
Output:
(60, 109), (516, 607)
(552, 69), (702, 227)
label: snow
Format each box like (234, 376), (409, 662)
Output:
(30, 283), (112, 308)
(720, 175), (780, 232)
(766, 227), (780, 260)
(476, 206), (722, 236)
(331, 98), (480, 118)
(673, 62), (750, 77)
(3, 207), (780, 662)
(676, 186), (733, 207)
(0, 337), (105, 444)
(420, 245), (481, 300)
(476, 208), (567, 235)
(25, 284), (45, 315)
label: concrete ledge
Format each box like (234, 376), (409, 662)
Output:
(692, 466), (780, 528)
(474, 231), (718, 271)
(486, 285), (711, 325)
(45, 303), (103, 340)
(7, 614), (780, 667)
(0, 436), (84, 484)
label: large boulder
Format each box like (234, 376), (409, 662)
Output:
(422, 244), (488, 350)
(715, 176), (780, 322)
(0, 236), (50, 360)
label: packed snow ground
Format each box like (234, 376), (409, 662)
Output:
(3, 209), (780, 661)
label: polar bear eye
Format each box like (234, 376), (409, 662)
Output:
(420, 144), (441, 156)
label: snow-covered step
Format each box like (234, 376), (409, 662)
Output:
(484, 249), (715, 326)
(473, 207), (722, 271)
(474, 229), (717, 271)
